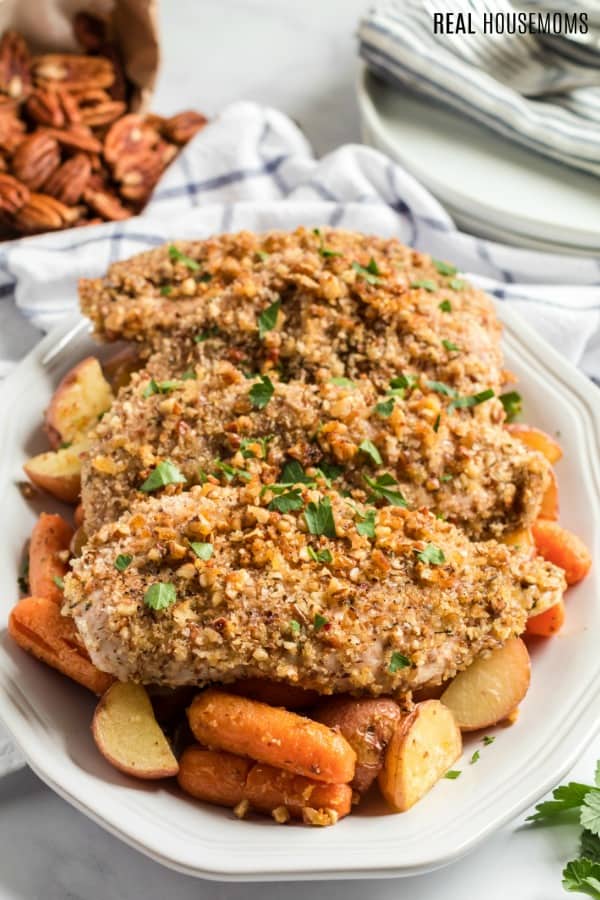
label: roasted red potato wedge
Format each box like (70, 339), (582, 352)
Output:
(45, 356), (113, 449)
(378, 700), (462, 812)
(93, 681), (179, 780)
(23, 438), (89, 503)
(441, 637), (530, 732)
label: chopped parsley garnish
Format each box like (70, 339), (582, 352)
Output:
(389, 373), (418, 394)
(315, 461), (344, 484)
(439, 299), (452, 313)
(168, 244), (200, 271)
(364, 473), (407, 507)
(181, 369), (197, 380)
(500, 390), (522, 422)
(214, 460), (251, 483)
(194, 326), (219, 342)
(410, 279), (437, 292)
(249, 375), (274, 409)
(375, 397), (395, 417)
(304, 497), (336, 537)
(482, 735), (495, 746)
(433, 414), (441, 433)
(442, 339), (460, 352)
(199, 272), (212, 283)
(313, 613), (328, 631)
(144, 582), (177, 611)
(240, 435), (273, 459)
(356, 507), (377, 539)
(52, 575), (64, 590)
(281, 459), (314, 485)
(160, 285), (172, 296)
(449, 278), (466, 291)
(444, 770), (461, 780)
(258, 298), (281, 339)
(448, 388), (495, 412)
(358, 439), (382, 466)
(313, 228), (342, 258)
(440, 473), (453, 483)
(289, 619), (301, 634)
(389, 651), (410, 672)
(427, 380), (458, 398)
(256, 250), (269, 261)
(416, 543), (446, 565)
(329, 377), (356, 389)
(352, 258), (381, 285)
(470, 750), (480, 765)
(433, 259), (458, 276)
(307, 546), (333, 564)
(268, 488), (303, 513)
(143, 378), (179, 397)
(190, 542), (213, 560)
(140, 460), (187, 492)
(114, 554), (132, 572)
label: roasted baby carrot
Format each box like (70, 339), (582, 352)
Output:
(532, 520), (592, 585)
(187, 689), (356, 784)
(28, 513), (74, 604)
(244, 763), (352, 823)
(538, 470), (559, 521)
(178, 746), (251, 808)
(8, 595), (113, 695)
(526, 600), (565, 637)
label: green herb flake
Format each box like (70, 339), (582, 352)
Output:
(389, 651), (411, 673)
(440, 473), (453, 483)
(581, 830), (600, 863)
(410, 279), (437, 293)
(500, 390), (522, 423)
(315, 461), (344, 484)
(144, 582), (177, 611)
(304, 497), (336, 538)
(470, 750), (480, 765)
(313, 228), (342, 258)
(313, 613), (328, 631)
(527, 782), (592, 823)
(214, 460), (251, 483)
(433, 414), (441, 433)
(433, 259), (458, 277)
(449, 278), (466, 291)
(375, 398), (395, 417)
(168, 244), (200, 271)
(281, 459), (314, 485)
(52, 575), (64, 590)
(240, 435), (273, 459)
(140, 460), (187, 492)
(268, 488), (304, 513)
(142, 378), (180, 397)
(390, 373), (418, 393)
(194, 326), (219, 343)
(329, 377), (356, 389)
(364, 472), (408, 507)
(352, 258), (381, 285)
(256, 250), (269, 261)
(160, 285), (172, 296)
(444, 770), (461, 780)
(358, 439), (382, 466)
(442, 339), (460, 352)
(114, 554), (132, 572)
(181, 369), (197, 381)
(307, 546), (333, 564)
(356, 507), (377, 539)
(482, 735), (495, 746)
(190, 542), (213, 561)
(439, 299), (452, 313)
(426, 380), (458, 398)
(249, 375), (274, 409)
(449, 388), (495, 412)
(416, 543), (446, 565)
(289, 619), (301, 634)
(258, 298), (281, 339)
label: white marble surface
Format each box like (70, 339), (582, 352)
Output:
(1, 1), (598, 897)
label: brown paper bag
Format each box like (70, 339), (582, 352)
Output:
(0, 0), (159, 109)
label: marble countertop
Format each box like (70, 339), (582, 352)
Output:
(0, 1), (596, 897)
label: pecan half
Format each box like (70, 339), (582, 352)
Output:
(26, 87), (80, 128)
(0, 31), (31, 99)
(43, 124), (102, 153)
(72, 12), (108, 53)
(103, 114), (158, 165)
(163, 111), (208, 145)
(77, 90), (126, 128)
(43, 153), (91, 206)
(32, 54), (115, 92)
(0, 111), (25, 153)
(115, 151), (163, 202)
(83, 186), (130, 221)
(13, 192), (79, 233)
(12, 132), (60, 190)
(0, 173), (29, 215)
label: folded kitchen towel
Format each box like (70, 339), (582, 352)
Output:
(0, 99), (599, 775)
(359, 0), (600, 175)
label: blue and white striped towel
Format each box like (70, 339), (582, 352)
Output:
(359, 0), (600, 176)
(0, 98), (599, 775)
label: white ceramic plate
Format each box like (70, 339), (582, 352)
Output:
(357, 65), (600, 255)
(0, 309), (599, 882)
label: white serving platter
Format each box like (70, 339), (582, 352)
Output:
(0, 306), (599, 881)
(357, 64), (600, 255)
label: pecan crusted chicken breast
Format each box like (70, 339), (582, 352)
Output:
(64, 484), (565, 694)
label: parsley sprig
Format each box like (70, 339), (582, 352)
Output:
(168, 244), (200, 271)
(352, 258), (381, 285)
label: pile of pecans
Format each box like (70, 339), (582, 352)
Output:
(0, 14), (207, 238)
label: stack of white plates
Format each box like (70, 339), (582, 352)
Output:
(357, 64), (600, 256)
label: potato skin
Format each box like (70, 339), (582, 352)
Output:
(313, 697), (401, 793)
